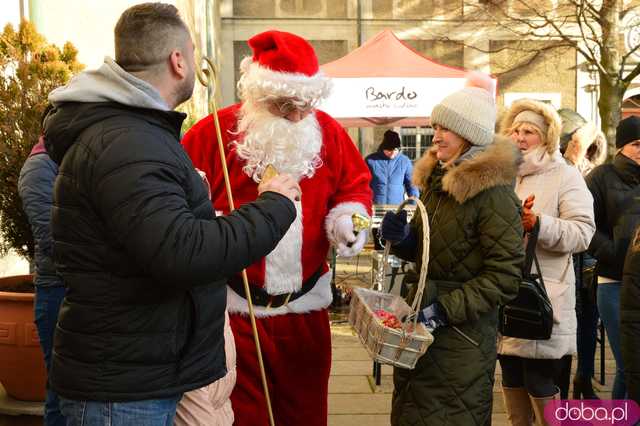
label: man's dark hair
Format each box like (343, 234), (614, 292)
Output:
(40, 103), (54, 129)
(115, 3), (189, 72)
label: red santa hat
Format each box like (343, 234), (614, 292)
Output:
(238, 30), (332, 104)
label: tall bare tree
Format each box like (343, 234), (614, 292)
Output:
(465, 0), (640, 157)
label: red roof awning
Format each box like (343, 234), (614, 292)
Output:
(318, 30), (496, 128)
(322, 29), (468, 79)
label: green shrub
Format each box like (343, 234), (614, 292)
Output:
(0, 20), (83, 260)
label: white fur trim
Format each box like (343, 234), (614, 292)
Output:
(325, 202), (370, 246)
(238, 58), (332, 104)
(226, 271), (332, 317)
(264, 201), (303, 294)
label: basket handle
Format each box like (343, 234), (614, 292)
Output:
(381, 197), (430, 327)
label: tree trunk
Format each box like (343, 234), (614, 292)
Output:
(598, 75), (627, 161)
(598, 1), (625, 162)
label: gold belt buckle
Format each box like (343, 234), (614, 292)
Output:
(283, 292), (292, 306)
(265, 292), (292, 310)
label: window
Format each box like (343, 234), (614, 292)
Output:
(399, 127), (433, 161)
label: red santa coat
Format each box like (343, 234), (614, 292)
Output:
(182, 103), (372, 316)
(183, 104), (371, 426)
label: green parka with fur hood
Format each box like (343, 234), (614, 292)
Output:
(391, 137), (524, 426)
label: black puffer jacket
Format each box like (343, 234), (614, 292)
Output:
(585, 153), (640, 280)
(44, 100), (295, 401)
(621, 227), (640, 405)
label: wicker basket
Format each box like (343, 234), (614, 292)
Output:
(348, 198), (433, 369)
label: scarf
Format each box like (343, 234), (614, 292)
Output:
(518, 146), (563, 177)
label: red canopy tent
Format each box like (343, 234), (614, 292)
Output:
(319, 29), (496, 127)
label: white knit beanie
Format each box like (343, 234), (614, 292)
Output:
(430, 85), (496, 147)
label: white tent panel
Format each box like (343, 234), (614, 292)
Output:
(319, 77), (468, 119)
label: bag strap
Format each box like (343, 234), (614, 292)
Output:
(523, 220), (540, 276)
(524, 220), (549, 298)
(531, 248), (547, 295)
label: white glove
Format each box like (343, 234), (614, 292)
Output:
(337, 230), (367, 257)
(333, 215), (367, 257)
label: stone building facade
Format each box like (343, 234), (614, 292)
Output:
(217, 0), (588, 157)
(11, 0), (640, 158)
(17, 0), (640, 158)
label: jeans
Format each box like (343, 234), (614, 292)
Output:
(597, 282), (627, 399)
(575, 254), (599, 379)
(34, 285), (66, 426)
(59, 396), (182, 426)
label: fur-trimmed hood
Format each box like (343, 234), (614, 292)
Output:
(412, 136), (521, 204)
(500, 99), (561, 154)
(572, 121), (607, 168)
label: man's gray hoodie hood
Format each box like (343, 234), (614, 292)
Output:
(49, 57), (170, 111)
(44, 57), (185, 165)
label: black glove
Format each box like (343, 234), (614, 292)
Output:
(380, 210), (409, 243)
(417, 302), (448, 332)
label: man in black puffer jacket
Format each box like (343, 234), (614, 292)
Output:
(43, 4), (300, 425)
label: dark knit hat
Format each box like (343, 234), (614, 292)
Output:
(616, 115), (640, 149)
(379, 130), (401, 151)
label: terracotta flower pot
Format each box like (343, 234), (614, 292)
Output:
(0, 274), (46, 401)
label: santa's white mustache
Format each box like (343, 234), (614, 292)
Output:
(234, 103), (323, 183)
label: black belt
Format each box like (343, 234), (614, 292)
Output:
(228, 267), (323, 308)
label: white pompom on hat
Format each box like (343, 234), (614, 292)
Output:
(430, 71), (497, 146)
(237, 30), (332, 104)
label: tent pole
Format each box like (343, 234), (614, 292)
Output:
(356, 0), (362, 47)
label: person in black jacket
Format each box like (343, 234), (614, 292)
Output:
(621, 225), (640, 406)
(43, 4), (300, 425)
(556, 109), (607, 400)
(17, 105), (66, 426)
(586, 115), (640, 399)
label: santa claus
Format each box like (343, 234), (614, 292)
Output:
(181, 31), (373, 425)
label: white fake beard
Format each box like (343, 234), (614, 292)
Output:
(234, 102), (323, 182)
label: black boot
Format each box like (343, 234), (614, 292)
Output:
(572, 375), (600, 399)
(555, 355), (572, 399)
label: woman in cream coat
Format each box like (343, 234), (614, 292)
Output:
(497, 99), (595, 426)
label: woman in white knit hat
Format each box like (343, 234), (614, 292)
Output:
(497, 99), (595, 426)
(380, 74), (525, 425)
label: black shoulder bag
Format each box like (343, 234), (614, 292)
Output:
(498, 221), (554, 340)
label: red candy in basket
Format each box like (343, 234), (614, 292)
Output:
(348, 198), (433, 369)
(374, 309), (402, 329)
